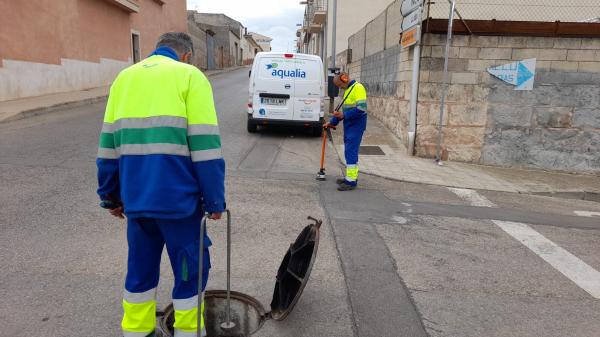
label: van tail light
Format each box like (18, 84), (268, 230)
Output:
(248, 102), (253, 108)
(284, 54), (294, 58)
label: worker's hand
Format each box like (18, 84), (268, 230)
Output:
(323, 122), (331, 129)
(109, 206), (125, 219)
(332, 111), (344, 119)
(208, 212), (222, 220)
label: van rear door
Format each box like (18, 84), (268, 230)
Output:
(252, 55), (295, 121)
(292, 56), (323, 122)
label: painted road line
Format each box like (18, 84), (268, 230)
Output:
(447, 188), (497, 208)
(574, 211), (600, 218)
(493, 220), (600, 299)
(449, 188), (600, 299)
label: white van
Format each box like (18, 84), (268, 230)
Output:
(247, 52), (325, 136)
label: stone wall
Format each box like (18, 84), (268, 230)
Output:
(188, 20), (208, 70)
(416, 34), (493, 162)
(479, 36), (600, 172)
(415, 33), (600, 172)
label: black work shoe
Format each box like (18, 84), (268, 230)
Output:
(336, 177), (346, 185)
(337, 183), (357, 191)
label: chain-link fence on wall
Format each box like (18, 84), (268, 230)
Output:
(427, 0), (600, 23)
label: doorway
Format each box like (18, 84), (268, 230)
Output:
(131, 32), (141, 63)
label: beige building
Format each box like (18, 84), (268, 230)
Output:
(298, 0), (392, 69)
(0, 0), (187, 102)
(243, 32), (263, 65)
(249, 32), (273, 52)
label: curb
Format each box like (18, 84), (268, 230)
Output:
(0, 66), (247, 124)
(328, 130), (600, 202)
(204, 65), (247, 77)
(1, 95), (108, 124)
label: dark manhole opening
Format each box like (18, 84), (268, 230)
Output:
(359, 146), (385, 155)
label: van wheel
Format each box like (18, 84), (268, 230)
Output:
(247, 119), (258, 133)
(311, 126), (323, 137)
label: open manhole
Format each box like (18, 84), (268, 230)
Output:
(157, 217), (322, 337)
(359, 145), (385, 155)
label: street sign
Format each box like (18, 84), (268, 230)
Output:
(401, 0), (424, 16)
(487, 58), (537, 91)
(401, 25), (420, 48)
(401, 7), (422, 31)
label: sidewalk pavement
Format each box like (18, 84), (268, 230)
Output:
(0, 66), (246, 124)
(331, 116), (600, 199)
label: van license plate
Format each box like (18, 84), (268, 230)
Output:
(261, 98), (286, 106)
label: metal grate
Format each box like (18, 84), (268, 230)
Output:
(359, 146), (386, 155)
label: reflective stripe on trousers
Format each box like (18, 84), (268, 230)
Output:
(173, 294), (205, 336)
(122, 290), (206, 336)
(122, 288), (157, 335)
(345, 164), (359, 184)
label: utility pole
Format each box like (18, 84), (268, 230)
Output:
(331, 0), (337, 71)
(328, 0), (339, 114)
(407, 37), (421, 156)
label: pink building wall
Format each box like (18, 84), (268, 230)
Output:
(0, 0), (187, 101)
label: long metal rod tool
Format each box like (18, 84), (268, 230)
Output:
(197, 216), (207, 337)
(220, 210), (235, 331)
(317, 91), (349, 181)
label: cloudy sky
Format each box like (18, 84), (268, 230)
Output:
(186, 0), (305, 52)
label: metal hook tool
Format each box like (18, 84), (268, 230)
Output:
(197, 210), (236, 337)
(220, 210), (236, 331)
(197, 216), (207, 337)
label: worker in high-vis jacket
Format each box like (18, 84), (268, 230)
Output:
(325, 73), (368, 191)
(96, 32), (225, 337)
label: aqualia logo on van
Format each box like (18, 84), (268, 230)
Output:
(266, 63), (306, 79)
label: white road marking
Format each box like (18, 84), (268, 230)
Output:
(392, 216), (408, 224)
(493, 220), (600, 299)
(449, 187), (600, 299)
(574, 211), (600, 218)
(447, 188), (497, 208)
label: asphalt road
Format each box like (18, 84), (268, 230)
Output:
(1, 67), (600, 337)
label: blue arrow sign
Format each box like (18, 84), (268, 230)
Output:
(488, 58), (536, 90)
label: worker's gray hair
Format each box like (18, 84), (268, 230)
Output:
(156, 32), (194, 56)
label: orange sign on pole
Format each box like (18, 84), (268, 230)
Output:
(401, 25), (420, 48)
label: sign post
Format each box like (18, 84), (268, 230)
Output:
(401, 0), (424, 155)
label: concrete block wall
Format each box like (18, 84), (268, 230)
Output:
(385, 0), (403, 50)
(365, 11), (387, 57)
(349, 27), (366, 62)
(358, 44), (413, 146)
